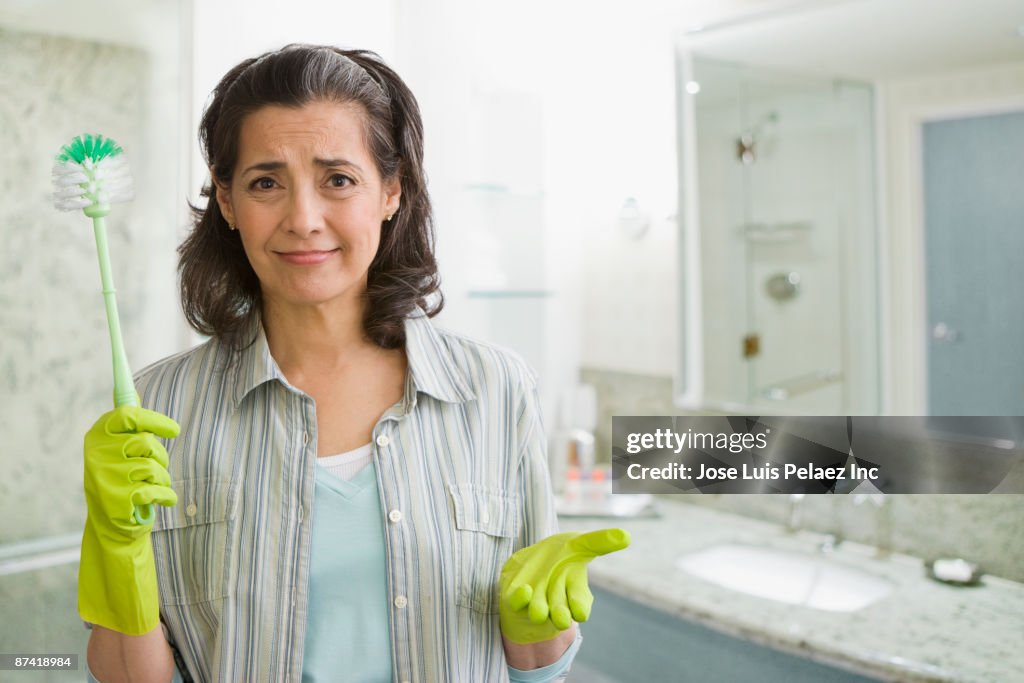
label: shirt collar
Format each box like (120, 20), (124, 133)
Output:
(230, 307), (476, 408)
(402, 307), (476, 404)
(230, 317), (285, 408)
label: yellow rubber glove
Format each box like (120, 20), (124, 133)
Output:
(78, 405), (180, 635)
(499, 528), (631, 644)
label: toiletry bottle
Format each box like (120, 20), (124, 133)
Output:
(588, 467), (608, 506)
(572, 383), (597, 504)
(554, 383), (598, 503)
(569, 429), (594, 507)
(564, 466), (582, 507)
(549, 388), (575, 497)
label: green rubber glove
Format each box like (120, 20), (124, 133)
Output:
(78, 405), (180, 635)
(499, 528), (631, 644)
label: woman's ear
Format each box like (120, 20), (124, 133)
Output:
(212, 170), (236, 225)
(383, 176), (402, 218)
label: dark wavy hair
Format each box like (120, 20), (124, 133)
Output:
(178, 44), (443, 351)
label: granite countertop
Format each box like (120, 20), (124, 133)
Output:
(561, 497), (1023, 683)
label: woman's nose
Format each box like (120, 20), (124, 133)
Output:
(284, 184), (324, 237)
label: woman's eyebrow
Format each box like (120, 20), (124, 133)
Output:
(314, 157), (362, 172)
(241, 161), (285, 175)
(239, 158), (363, 175)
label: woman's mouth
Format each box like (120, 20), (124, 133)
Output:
(276, 249), (340, 265)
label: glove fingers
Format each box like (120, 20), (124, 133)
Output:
(128, 457), (172, 488)
(504, 582), (533, 612)
(565, 564), (594, 622)
(132, 483), (178, 509)
(527, 574), (551, 624)
(568, 528), (631, 557)
(106, 406), (180, 439)
(123, 434), (171, 470)
(547, 565), (573, 630)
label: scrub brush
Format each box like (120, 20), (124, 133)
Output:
(52, 133), (153, 525)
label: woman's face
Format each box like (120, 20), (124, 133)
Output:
(215, 99), (400, 311)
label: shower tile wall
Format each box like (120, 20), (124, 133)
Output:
(580, 367), (1024, 583)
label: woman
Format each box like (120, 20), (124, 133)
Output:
(79, 44), (628, 682)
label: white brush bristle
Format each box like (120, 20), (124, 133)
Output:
(51, 154), (134, 212)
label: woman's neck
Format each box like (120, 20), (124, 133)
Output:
(261, 295), (372, 378)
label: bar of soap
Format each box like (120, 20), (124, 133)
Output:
(930, 558), (978, 583)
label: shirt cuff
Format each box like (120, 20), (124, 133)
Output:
(507, 628), (584, 683)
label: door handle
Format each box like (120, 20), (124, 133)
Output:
(932, 322), (961, 343)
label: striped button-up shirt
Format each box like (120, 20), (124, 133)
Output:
(135, 309), (566, 682)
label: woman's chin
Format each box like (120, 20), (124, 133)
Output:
(266, 283), (364, 310)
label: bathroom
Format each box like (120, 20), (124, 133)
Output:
(1, 0), (1022, 681)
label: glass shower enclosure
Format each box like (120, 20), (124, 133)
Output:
(676, 53), (881, 414)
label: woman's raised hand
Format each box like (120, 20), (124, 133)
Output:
(78, 406), (180, 635)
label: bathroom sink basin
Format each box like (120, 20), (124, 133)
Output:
(675, 543), (892, 612)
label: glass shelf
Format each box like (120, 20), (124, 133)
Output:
(467, 290), (553, 299)
(460, 183), (544, 198)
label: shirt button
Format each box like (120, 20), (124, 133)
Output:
(303, 432), (309, 445)
(298, 506), (304, 521)
(376, 434), (390, 448)
(388, 510), (402, 523)
(394, 595), (408, 609)
(185, 502), (197, 517)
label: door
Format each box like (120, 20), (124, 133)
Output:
(923, 110), (1024, 415)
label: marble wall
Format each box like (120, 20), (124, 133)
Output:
(579, 367), (1024, 583)
(0, 27), (183, 544)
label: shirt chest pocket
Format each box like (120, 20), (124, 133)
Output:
(151, 478), (236, 606)
(449, 483), (521, 614)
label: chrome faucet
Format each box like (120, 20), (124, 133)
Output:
(818, 495), (845, 553)
(853, 493), (892, 558)
(819, 532), (840, 553)
(785, 493), (805, 533)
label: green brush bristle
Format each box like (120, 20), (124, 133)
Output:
(57, 134), (123, 165)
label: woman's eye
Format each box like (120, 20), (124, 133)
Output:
(329, 174), (352, 188)
(249, 177), (277, 191)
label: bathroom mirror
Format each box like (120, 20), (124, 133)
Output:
(674, 0), (1024, 416)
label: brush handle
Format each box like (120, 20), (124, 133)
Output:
(91, 216), (153, 526)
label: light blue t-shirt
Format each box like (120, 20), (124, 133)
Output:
(301, 462), (392, 681)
